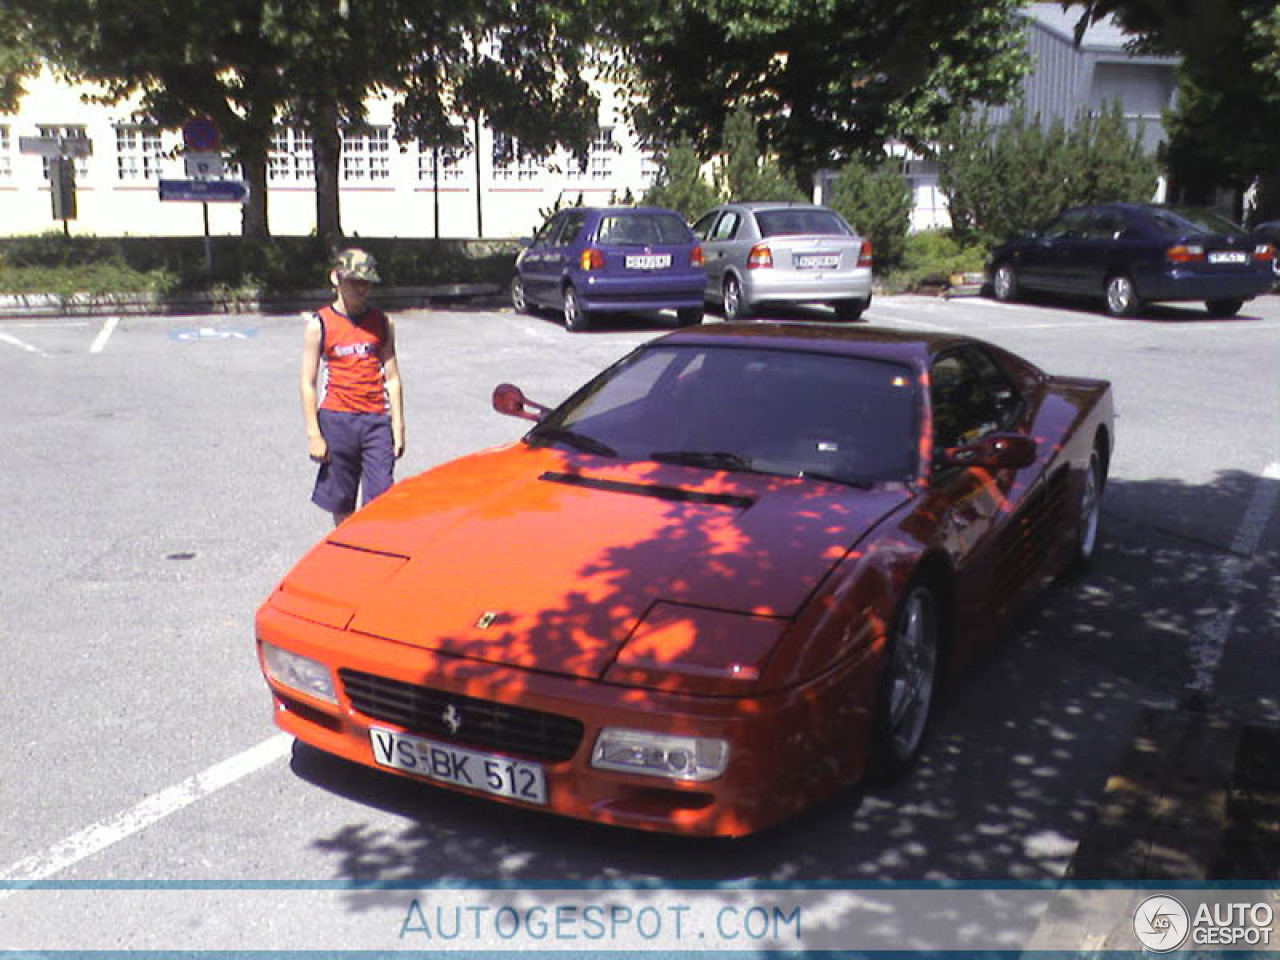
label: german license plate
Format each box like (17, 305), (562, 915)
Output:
(795, 254), (840, 270)
(625, 254), (671, 270)
(369, 727), (547, 804)
(1208, 251), (1248, 264)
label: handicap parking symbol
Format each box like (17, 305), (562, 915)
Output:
(171, 326), (258, 341)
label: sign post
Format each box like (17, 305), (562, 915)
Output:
(19, 135), (93, 235)
(181, 118), (224, 274)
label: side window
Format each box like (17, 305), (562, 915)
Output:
(552, 211), (586, 246)
(692, 211), (719, 241)
(962, 346), (1022, 430)
(532, 214), (562, 247)
(1045, 210), (1089, 239)
(929, 352), (1002, 452)
(711, 211), (740, 241)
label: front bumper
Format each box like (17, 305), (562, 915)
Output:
(255, 601), (880, 837)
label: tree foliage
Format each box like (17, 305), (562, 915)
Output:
(0, 7), (38, 113)
(641, 139), (718, 220)
(937, 101), (1159, 246)
(825, 158), (912, 271)
(603, 0), (1030, 186)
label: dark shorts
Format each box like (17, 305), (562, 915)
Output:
(311, 409), (395, 514)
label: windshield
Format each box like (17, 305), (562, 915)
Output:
(756, 208), (852, 238)
(595, 213), (692, 245)
(531, 344), (918, 487)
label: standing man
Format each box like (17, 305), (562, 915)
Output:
(300, 248), (405, 526)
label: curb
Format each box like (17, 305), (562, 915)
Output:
(0, 283), (504, 319)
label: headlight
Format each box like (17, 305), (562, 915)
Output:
(260, 643), (337, 705)
(591, 728), (729, 782)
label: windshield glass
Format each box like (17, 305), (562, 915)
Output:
(756, 208), (851, 238)
(595, 213), (692, 246)
(533, 344), (918, 487)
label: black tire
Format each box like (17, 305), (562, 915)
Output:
(1104, 273), (1140, 316)
(1206, 298), (1244, 318)
(511, 275), (529, 313)
(866, 579), (941, 782)
(992, 263), (1019, 302)
(1064, 448), (1104, 578)
(723, 275), (752, 321)
(676, 307), (703, 327)
(833, 299), (866, 322)
(562, 284), (589, 332)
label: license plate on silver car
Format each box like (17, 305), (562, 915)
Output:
(625, 254), (671, 270)
(1208, 251), (1248, 264)
(369, 727), (547, 804)
(795, 254), (840, 270)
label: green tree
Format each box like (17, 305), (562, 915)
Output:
(826, 157), (912, 271)
(603, 0), (1029, 187)
(0, 7), (37, 113)
(714, 105), (806, 202)
(642, 139), (718, 220)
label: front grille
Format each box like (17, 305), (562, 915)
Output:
(339, 669), (584, 763)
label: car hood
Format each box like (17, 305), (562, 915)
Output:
(277, 444), (910, 679)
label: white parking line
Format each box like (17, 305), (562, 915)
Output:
(1186, 464), (1280, 695)
(0, 734), (290, 889)
(0, 331), (48, 356)
(89, 316), (118, 354)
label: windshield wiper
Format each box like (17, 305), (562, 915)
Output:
(648, 449), (753, 472)
(795, 468), (874, 490)
(528, 426), (617, 457)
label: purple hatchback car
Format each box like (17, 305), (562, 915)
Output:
(511, 206), (706, 332)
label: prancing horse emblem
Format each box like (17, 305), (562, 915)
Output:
(442, 704), (462, 735)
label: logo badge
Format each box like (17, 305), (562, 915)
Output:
(475, 611), (498, 629)
(442, 704), (462, 736)
(1133, 895), (1190, 952)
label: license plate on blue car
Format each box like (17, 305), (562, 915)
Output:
(625, 254), (671, 270)
(1208, 251), (1248, 264)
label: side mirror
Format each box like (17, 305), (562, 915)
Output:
(940, 433), (1037, 472)
(492, 383), (549, 421)
(518, 235), (534, 248)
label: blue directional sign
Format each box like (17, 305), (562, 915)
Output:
(158, 179), (249, 203)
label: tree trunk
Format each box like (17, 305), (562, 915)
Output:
(313, 99), (343, 246)
(240, 145), (270, 240)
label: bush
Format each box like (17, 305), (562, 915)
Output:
(826, 157), (912, 271)
(881, 230), (988, 293)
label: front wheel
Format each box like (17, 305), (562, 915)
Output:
(993, 263), (1019, 302)
(1104, 273), (1140, 316)
(562, 285), (590, 332)
(1064, 448), (1104, 577)
(867, 581), (940, 782)
(510, 275), (529, 313)
(1206, 298), (1244, 317)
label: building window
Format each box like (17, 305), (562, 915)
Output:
(639, 150), (662, 187)
(270, 127), (314, 182)
(37, 125), (90, 179)
(417, 143), (466, 182)
(589, 127), (614, 179)
(0, 125), (11, 180)
(342, 126), (390, 182)
(492, 132), (539, 181)
(115, 124), (163, 181)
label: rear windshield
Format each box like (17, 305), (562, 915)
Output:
(756, 208), (851, 238)
(595, 213), (692, 246)
(1145, 206), (1244, 237)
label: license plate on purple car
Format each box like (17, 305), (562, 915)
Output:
(625, 254), (671, 270)
(1208, 251), (1248, 264)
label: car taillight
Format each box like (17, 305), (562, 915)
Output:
(857, 240), (874, 269)
(1166, 244), (1205, 264)
(691, 244), (705, 267)
(580, 248), (605, 271)
(1254, 243), (1276, 262)
(747, 244), (773, 269)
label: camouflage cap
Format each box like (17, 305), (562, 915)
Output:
(333, 248), (381, 283)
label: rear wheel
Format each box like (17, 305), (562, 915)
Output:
(993, 263), (1019, 302)
(833, 299), (866, 322)
(1104, 273), (1140, 316)
(867, 581), (940, 782)
(723, 276), (752, 322)
(562, 285), (589, 332)
(1206, 297), (1244, 317)
(676, 307), (703, 327)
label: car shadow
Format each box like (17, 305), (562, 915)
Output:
(283, 467), (1277, 915)
(989, 292), (1271, 324)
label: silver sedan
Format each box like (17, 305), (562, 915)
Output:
(692, 202), (874, 321)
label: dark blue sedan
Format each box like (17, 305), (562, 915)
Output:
(511, 206), (706, 331)
(987, 203), (1276, 317)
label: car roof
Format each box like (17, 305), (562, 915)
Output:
(652, 322), (974, 364)
(574, 206), (684, 216)
(729, 201), (834, 212)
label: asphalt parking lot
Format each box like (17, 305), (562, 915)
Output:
(1, 290), (1277, 950)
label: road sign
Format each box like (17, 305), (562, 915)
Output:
(18, 136), (93, 158)
(184, 152), (225, 179)
(158, 179), (249, 203)
(182, 117), (220, 152)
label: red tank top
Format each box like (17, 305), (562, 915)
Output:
(317, 304), (389, 414)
